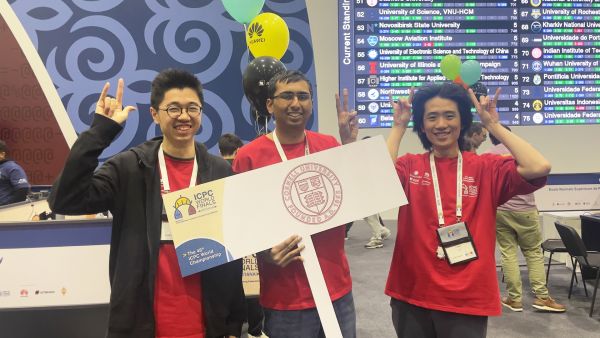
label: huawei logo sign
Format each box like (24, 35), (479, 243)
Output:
(247, 22), (264, 39)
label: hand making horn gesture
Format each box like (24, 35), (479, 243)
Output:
(95, 78), (137, 125)
(468, 87), (502, 128)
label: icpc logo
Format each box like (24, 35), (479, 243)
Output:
(173, 196), (197, 220)
(248, 22), (264, 40)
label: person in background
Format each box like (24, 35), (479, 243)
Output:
(219, 133), (244, 164)
(386, 83), (551, 338)
(0, 140), (30, 206)
(484, 124), (566, 313)
(233, 70), (358, 338)
(463, 121), (487, 152)
(49, 69), (245, 338)
(345, 214), (391, 249)
(362, 213), (392, 249)
(218, 133), (266, 338)
(343, 136), (392, 249)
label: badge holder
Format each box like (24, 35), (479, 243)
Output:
(436, 222), (478, 265)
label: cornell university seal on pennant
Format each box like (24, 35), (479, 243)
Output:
(282, 162), (343, 224)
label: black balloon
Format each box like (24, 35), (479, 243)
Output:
(470, 81), (488, 101)
(243, 56), (287, 117)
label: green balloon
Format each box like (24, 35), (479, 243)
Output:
(222, 0), (265, 24)
(440, 54), (461, 80)
(460, 60), (482, 86)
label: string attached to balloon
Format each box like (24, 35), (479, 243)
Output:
(250, 108), (269, 136)
(440, 55), (490, 121)
(439, 54), (482, 89)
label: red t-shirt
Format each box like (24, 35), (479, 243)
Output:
(154, 154), (205, 338)
(385, 151), (546, 316)
(232, 131), (352, 310)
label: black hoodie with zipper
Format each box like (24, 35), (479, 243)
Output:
(49, 114), (245, 338)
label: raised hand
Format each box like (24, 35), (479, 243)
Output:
(335, 88), (359, 144)
(264, 234), (305, 268)
(386, 88), (414, 160)
(95, 78), (136, 125)
(468, 87), (501, 128)
(390, 87), (414, 127)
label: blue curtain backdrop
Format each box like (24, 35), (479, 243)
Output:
(9, 0), (316, 158)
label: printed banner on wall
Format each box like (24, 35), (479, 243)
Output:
(242, 254), (260, 297)
(4, 0), (316, 163)
(0, 13), (70, 185)
(535, 173), (600, 211)
(0, 220), (111, 309)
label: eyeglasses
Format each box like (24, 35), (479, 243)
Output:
(160, 105), (203, 119)
(272, 91), (311, 102)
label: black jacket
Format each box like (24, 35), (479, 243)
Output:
(49, 115), (245, 338)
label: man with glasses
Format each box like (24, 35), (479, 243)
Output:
(233, 70), (359, 338)
(49, 69), (245, 338)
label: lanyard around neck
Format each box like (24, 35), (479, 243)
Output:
(272, 129), (309, 162)
(429, 151), (463, 226)
(157, 143), (198, 192)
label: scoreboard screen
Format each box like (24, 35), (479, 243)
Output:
(338, 0), (600, 128)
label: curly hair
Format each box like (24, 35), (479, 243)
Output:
(411, 83), (473, 151)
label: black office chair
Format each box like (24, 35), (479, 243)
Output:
(555, 222), (600, 317)
(541, 238), (578, 286)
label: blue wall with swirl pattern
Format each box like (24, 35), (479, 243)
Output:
(8, 0), (316, 159)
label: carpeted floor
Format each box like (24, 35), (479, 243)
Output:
(242, 220), (600, 337)
(346, 220), (600, 338)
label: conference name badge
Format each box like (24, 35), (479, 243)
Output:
(436, 222), (478, 265)
(162, 181), (233, 276)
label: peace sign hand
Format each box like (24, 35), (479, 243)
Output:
(335, 88), (359, 144)
(391, 87), (414, 127)
(95, 78), (136, 125)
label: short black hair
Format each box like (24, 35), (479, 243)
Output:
(489, 124), (511, 145)
(267, 70), (313, 99)
(218, 133), (243, 156)
(150, 69), (203, 110)
(411, 83), (473, 151)
(0, 140), (7, 154)
(465, 121), (485, 137)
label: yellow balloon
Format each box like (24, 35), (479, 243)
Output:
(246, 12), (289, 59)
